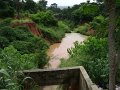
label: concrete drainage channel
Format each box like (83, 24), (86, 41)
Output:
(19, 66), (99, 90)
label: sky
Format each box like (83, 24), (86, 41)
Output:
(34, 0), (95, 6)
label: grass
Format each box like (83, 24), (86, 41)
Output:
(11, 19), (33, 24)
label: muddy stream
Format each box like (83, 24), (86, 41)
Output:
(42, 33), (87, 90)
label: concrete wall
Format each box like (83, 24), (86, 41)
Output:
(19, 66), (99, 90)
(79, 66), (99, 90)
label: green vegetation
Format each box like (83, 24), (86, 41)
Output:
(0, 0), (120, 89)
(30, 11), (70, 43)
(0, 45), (37, 89)
(72, 15), (107, 36)
(0, 18), (49, 89)
(61, 37), (108, 88)
(72, 3), (100, 24)
(90, 15), (108, 38)
(39, 21), (70, 42)
(74, 23), (90, 35)
(30, 11), (58, 26)
(11, 19), (33, 24)
(0, 1), (71, 88)
(0, 0), (14, 18)
(60, 1), (120, 89)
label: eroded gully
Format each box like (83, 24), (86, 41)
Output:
(41, 33), (87, 90)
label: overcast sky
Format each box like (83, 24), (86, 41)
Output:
(34, 0), (95, 6)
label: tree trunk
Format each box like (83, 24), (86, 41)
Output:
(106, 0), (116, 90)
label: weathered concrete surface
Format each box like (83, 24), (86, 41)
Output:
(22, 67), (79, 86)
(79, 66), (99, 90)
(20, 66), (99, 90)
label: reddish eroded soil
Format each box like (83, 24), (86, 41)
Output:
(86, 28), (95, 35)
(12, 22), (42, 36)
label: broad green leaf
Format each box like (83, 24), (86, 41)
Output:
(0, 69), (10, 77)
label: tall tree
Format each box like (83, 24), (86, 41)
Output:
(106, 0), (116, 90)
(24, 0), (37, 13)
(0, 0), (14, 18)
(38, 0), (47, 10)
(14, 0), (21, 17)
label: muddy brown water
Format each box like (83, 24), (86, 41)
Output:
(42, 33), (87, 90)
(47, 33), (87, 69)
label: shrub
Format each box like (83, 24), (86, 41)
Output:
(72, 3), (100, 23)
(0, 26), (17, 42)
(28, 37), (49, 51)
(60, 37), (109, 88)
(30, 15), (70, 42)
(0, 7), (14, 18)
(30, 10), (58, 26)
(58, 21), (70, 33)
(92, 15), (105, 23)
(0, 25), (49, 69)
(0, 36), (9, 48)
(0, 25), (49, 54)
(90, 15), (108, 38)
(11, 41), (33, 54)
(0, 0), (14, 18)
(0, 23), (49, 89)
(39, 21), (69, 43)
(40, 27), (61, 42)
(0, 45), (37, 89)
(74, 23), (90, 35)
(36, 50), (49, 68)
(0, 26), (30, 42)
(0, 18), (13, 27)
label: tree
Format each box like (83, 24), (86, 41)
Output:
(24, 0), (37, 13)
(106, 0), (116, 90)
(96, 0), (103, 3)
(30, 11), (58, 26)
(72, 3), (100, 24)
(0, 0), (14, 18)
(14, 0), (21, 18)
(37, 0), (47, 10)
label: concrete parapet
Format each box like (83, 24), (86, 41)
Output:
(19, 66), (99, 90)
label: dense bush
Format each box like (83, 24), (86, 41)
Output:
(60, 37), (109, 88)
(0, 45), (37, 89)
(39, 21), (70, 42)
(74, 23), (90, 35)
(0, 26), (31, 42)
(0, 24), (49, 89)
(90, 15), (108, 38)
(11, 41), (33, 54)
(0, 7), (14, 18)
(74, 15), (108, 37)
(0, 25), (49, 67)
(30, 10), (58, 26)
(0, 36), (9, 48)
(0, 26), (18, 42)
(72, 3), (100, 23)
(0, 18), (13, 27)
(0, 0), (14, 18)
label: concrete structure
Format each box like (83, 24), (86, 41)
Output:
(19, 66), (99, 90)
